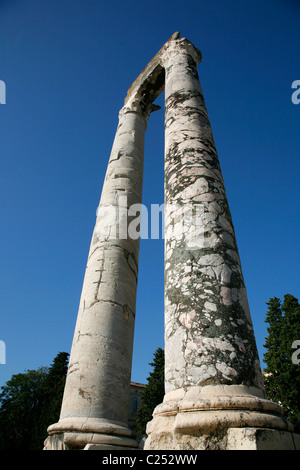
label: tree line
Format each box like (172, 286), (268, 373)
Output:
(0, 352), (68, 450)
(0, 294), (299, 449)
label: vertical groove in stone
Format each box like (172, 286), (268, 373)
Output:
(162, 39), (264, 394)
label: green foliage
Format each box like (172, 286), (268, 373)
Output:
(135, 347), (164, 441)
(0, 352), (69, 449)
(263, 294), (300, 431)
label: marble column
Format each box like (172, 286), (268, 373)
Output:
(145, 37), (293, 450)
(45, 97), (150, 450)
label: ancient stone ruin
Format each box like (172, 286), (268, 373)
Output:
(44, 33), (299, 450)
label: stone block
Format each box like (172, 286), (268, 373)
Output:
(226, 427), (300, 450)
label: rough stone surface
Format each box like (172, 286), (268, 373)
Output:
(226, 428), (300, 450)
(60, 108), (145, 421)
(162, 38), (263, 394)
(144, 425), (300, 451)
(45, 84), (150, 451)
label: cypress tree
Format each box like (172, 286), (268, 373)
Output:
(135, 347), (164, 441)
(263, 295), (300, 431)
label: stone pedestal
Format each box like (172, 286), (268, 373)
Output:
(144, 385), (295, 450)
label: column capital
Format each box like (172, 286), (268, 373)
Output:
(119, 94), (161, 123)
(123, 33), (201, 122)
(160, 37), (202, 68)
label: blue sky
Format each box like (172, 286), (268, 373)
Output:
(0, 0), (299, 390)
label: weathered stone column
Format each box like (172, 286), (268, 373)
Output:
(145, 37), (293, 450)
(45, 95), (150, 450)
(44, 32), (298, 451)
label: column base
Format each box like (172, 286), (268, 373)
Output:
(144, 385), (297, 450)
(44, 417), (138, 450)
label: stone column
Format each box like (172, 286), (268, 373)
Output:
(145, 37), (293, 450)
(45, 96), (149, 450)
